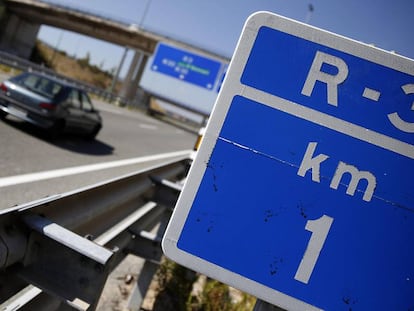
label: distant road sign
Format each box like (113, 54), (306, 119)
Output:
(216, 64), (228, 93)
(163, 12), (414, 310)
(151, 43), (221, 90)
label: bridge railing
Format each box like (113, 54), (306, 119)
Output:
(38, 0), (137, 28)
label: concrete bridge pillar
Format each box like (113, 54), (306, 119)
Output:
(0, 12), (40, 58)
(120, 49), (149, 106)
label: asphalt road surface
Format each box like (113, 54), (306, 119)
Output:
(0, 98), (197, 210)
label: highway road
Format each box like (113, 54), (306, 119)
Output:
(0, 97), (197, 210)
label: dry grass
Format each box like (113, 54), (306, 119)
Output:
(146, 258), (256, 311)
(35, 41), (121, 92)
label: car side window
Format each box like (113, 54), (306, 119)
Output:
(38, 79), (62, 97)
(21, 74), (38, 89)
(38, 79), (54, 97)
(68, 90), (81, 109)
(81, 92), (94, 112)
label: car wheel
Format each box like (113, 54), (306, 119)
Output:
(86, 124), (101, 140)
(0, 110), (7, 119)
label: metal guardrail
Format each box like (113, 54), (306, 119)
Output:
(38, 0), (138, 30)
(0, 51), (122, 103)
(0, 155), (191, 310)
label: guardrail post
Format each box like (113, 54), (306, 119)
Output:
(0, 215), (27, 269)
(150, 175), (184, 210)
(123, 175), (187, 310)
(18, 214), (115, 310)
(125, 207), (172, 310)
(125, 260), (158, 311)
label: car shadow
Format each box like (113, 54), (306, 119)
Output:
(2, 117), (114, 156)
(52, 135), (114, 155)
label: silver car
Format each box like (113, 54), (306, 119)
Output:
(0, 72), (102, 139)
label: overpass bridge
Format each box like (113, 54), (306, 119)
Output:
(0, 0), (228, 102)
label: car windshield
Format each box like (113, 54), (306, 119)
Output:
(12, 73), (63, 99)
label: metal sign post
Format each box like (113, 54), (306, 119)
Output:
(163, 11), (414, 310)
(254, 300), (285, 311)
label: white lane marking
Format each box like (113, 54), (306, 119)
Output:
(0, 150), (191, 188)
(139, 123), (158, 130)
(94, 105), (123, 115)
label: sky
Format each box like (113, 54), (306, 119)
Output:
(37, 0), (414, 78)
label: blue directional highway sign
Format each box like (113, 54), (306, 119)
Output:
(162, 12), (414, 310)
(151, 42), (221, 90)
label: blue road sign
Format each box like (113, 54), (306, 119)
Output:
(151, 43), (222, 90)
(163, 12), (414, 310)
